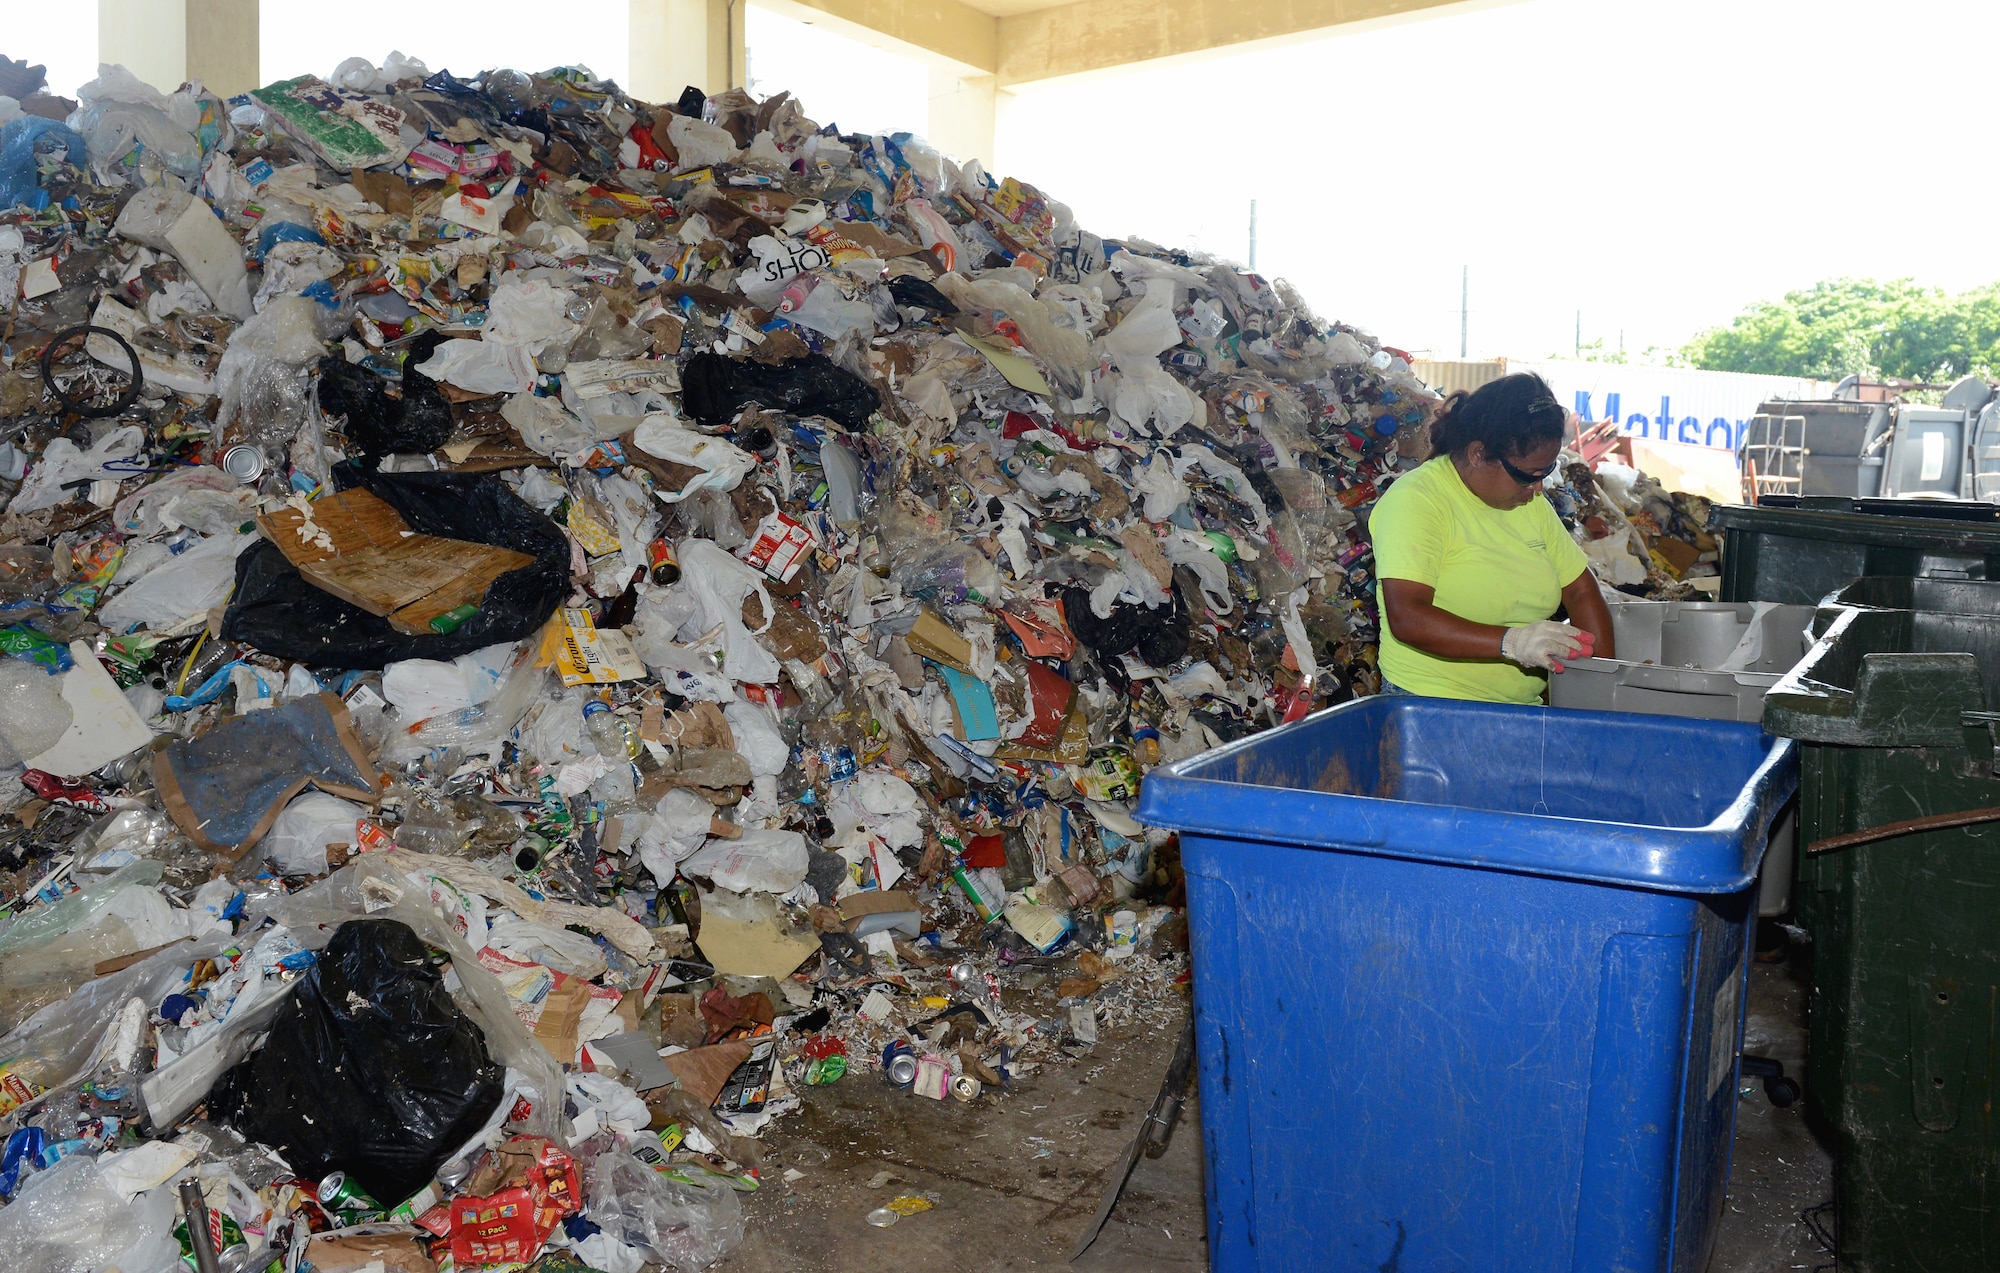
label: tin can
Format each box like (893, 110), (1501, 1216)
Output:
(646, 538), (681, 585)
(428, 603), (478, 634)
(951, 1074), (982, 1101)
(221, 445), (265, 484)
(882, 1041), (917, 1088)
(317, 1171), (380, 1213)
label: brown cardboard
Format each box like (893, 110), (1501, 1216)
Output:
(905, 608), (973, 673)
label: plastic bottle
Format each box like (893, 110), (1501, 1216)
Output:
(583, 699), (635, 761)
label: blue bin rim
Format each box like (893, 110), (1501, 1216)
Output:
(1134, 697), (1799, 895)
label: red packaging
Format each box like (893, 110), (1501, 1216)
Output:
(20, 770), (110, 813)
(524, 1139), (583, 1232)
(450, 1186), (543, 1266)
(737, 510), (813, 583)
(963, 833), (1006, 869)
(1001, 600), (1076, 660)
(1016, 660), (1076, 751)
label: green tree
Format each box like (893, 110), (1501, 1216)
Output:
(1681, 278), (2000, 381)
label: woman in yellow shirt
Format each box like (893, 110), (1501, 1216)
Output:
(1369, 372), (1613, 703)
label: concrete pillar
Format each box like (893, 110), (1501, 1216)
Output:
(97, 0), (188, 94)
(630, 0), (747, 104)
(186, 0), (260, 98)
(97, 0), (259, 97)
(926, 66), (996, 169)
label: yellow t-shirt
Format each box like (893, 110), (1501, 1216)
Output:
(1370, 456), (1590, 704)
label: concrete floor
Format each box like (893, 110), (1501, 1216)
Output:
(723, 1014), (1206, 1270)
(727, 938), (1836, 1272)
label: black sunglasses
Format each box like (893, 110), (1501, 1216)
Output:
(1497, 453), (1559, 486)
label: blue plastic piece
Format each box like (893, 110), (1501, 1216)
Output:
(256, 219), (325, 256)
(0, 117), (86, 210)
(1133, 696), (1798, 1273)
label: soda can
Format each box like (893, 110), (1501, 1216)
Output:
(951, 1075), (982, 1101)
(317, 1170), (380, 1213)
(221, 445), (265, 483)
(882, 1041), (917, 1089)
(646, 538), (681, 585)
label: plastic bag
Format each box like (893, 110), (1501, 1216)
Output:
(96, 528), (252, 634)
(315, 330), (454, 464)
(112, 465), (251, 537)
(679, 829), (808, 894)
(112, 185), (254, 321)
(11, 425), (146, 515)
(0, 932), (235, 1124)
(74, 64), (204, 178)
(214, 295), (341, 448)
(0, 116), (85, 211)
(583, 1142), (744, 1272)
(263, 791), (365, 876)
(0, 860), (165, 959)
(221, 469), (570, 668)
(482, 277), (579, 353)
(0, 658), (71, 767)
(668, 114), (738, 171)
(629, 417), (756, 500)
(414, 336), (538, 395)
(246, 857), (564, 1143)
(0, 1151), (160, 1273)
(212, 918), (507, 1206)
(672, 540), (781, 685)
(680, 352), (880, 428)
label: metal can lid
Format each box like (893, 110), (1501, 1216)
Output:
(316, 1171), (346, 1204)
(221, 445), (265, 483)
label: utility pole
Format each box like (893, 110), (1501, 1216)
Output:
(1247, 200), (1257, 271)
(1460, 265), (1468, 359)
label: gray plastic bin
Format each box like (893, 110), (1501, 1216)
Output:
(1553, 601), (1814, 916)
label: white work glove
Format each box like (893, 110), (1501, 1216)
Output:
(1501, 621), (1594, 673)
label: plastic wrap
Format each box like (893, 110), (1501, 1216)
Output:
(583, 1143), (744, 1272)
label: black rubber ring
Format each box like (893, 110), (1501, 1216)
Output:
(39, 323), (144, 418)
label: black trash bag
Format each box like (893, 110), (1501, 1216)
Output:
(220, 468), (568, 669)
(886, 275), (959, 316)
(1060, 583), (1192, 668)
(315, 330), (455, 467)
(211, 919), (505, 1206)
(681, 351), (880, 428)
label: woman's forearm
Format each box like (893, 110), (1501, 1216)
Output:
(1381, 580), (1507, 660)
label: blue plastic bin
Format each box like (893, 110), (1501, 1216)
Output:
(1134, 696), (1797, 1273)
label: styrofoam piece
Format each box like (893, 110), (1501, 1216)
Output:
(27, 641), (156, 777)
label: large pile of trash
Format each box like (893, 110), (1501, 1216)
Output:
(0, 49), (1457, 1270)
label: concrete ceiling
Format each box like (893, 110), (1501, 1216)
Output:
(759, 0), (1488, 86)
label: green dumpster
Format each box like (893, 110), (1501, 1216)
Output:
(1715, 497), (2000, 604)
(1764, 594), (2000, 1272)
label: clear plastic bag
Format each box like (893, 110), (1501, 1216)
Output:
(0, 659), (71, 767)
(74, 64), (205, 179)
(214, 295), (345, 449)
(0, 1152), (162, 1273)
(0, 860), (165, 959)
(583, 1141), (744, 1272)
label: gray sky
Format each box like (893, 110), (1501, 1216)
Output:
(12, 0), (1995, 365)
